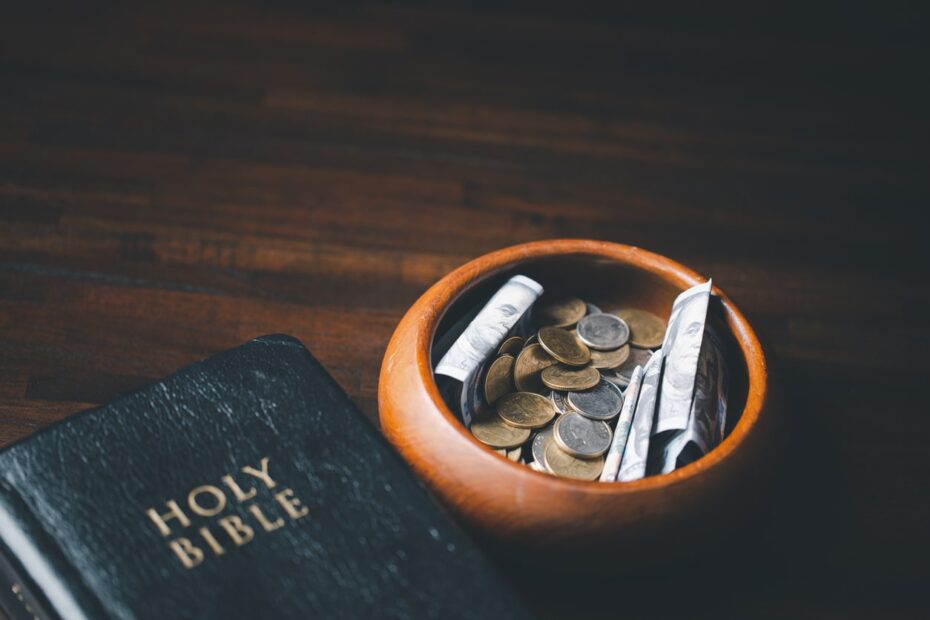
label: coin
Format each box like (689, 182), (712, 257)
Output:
(554, 412), (612, 458)
(540, 364), (600, 391)
(614, 309), (666, 349)
(589, 344), (630, 369)
(483, 354), (515, 404)
(567, 379), (624, 421)
(458, 291), (680, 479)
(534, 297), (587, 328)
(549, 390), (573, 414)
(602, 372), (629, 388)
(531, 427), (554, 471)
(544, 441), (605, 480)
(608, 346), (653, 384)
(513, 343), (557, 394)
(498, 336), (524, 357)
(496, 392), (556, 429)
(576, 313), (630, 350)
(470, 414), (531, 448)
(537, 326), (590, 366)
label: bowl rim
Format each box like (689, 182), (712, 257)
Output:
(389, 238), (768, 494)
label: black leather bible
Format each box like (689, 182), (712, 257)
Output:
(0, 335), (530, 620)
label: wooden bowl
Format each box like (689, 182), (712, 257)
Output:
(379, 240), (777, 561)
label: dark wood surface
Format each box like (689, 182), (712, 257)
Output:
(1, 2), (927, 618)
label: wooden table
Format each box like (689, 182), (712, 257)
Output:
(1, 2), (926, 618)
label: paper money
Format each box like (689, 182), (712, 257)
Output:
(442, 276), (733, 480)
(459, 355), (493, 427)
(707, 325), (729, 448)
(431, 301), (482, 364)
(656, 338), (715, 472)
(653, 280), (712, 435)
(514, 301), (538, 339)
(617, 350), (662, 482)
(599, 364), (644, 482)
(657, 325), (729, 473)
(435, 275), (543, 383)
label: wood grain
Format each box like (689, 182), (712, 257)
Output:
(1, 1), (927, 618)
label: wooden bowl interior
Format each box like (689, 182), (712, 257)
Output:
(431, 253), (749, 445)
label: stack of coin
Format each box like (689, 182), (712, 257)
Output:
(468, 296), (668, 481)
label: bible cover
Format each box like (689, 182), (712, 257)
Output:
(0, 335), (530, 620)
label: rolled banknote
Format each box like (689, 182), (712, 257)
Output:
(656, 338), (715, 472)
(653, 280), (712, 436)
(431, 301), (483, 365)
(656, 324), (729, 473)
(617, 351), (663, 482)
(599, 364), (644, 482)
(706, 325), (729, 448)
(460, 354), (493, 427)
(435, 275), (543, 383)
(512, 297), (538, 339)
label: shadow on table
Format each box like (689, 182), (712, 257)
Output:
(488, 359), (857, 619)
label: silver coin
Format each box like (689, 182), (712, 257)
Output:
(611, 346), (653, 382)
(601, 370), (629, 388)
(531, 428), (555, 471)
(567, 379), (624, 421)
(585, 302), (602, 315)
(549, 390), (573, 415)
(553, 412), (612, 458)
(576, 313), (630, 351)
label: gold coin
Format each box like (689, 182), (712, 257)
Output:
(537, 326), (590, 366)
(534, 297), (586, 328)
(513, 343), (557, 394)
(544, 441), (604, 480)
(496, 392), (556, 429)
(483, 354), (515, 404)
(497, 336), (524, 356)
(495, 447), (523, 462)
(589, 344), (630, 369)
(470, 414), (531, 449)
(524, 333), (539, 347)
(540, 364), (601, 391)
(614, 309), (666, 349)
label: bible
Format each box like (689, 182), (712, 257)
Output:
(0, 335), (529, 620)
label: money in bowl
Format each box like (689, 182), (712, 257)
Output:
(378, 239), (779, 564)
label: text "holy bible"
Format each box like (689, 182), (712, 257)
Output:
(145, 457), (309, 568)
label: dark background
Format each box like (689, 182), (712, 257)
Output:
(1, 1), (928, 618)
